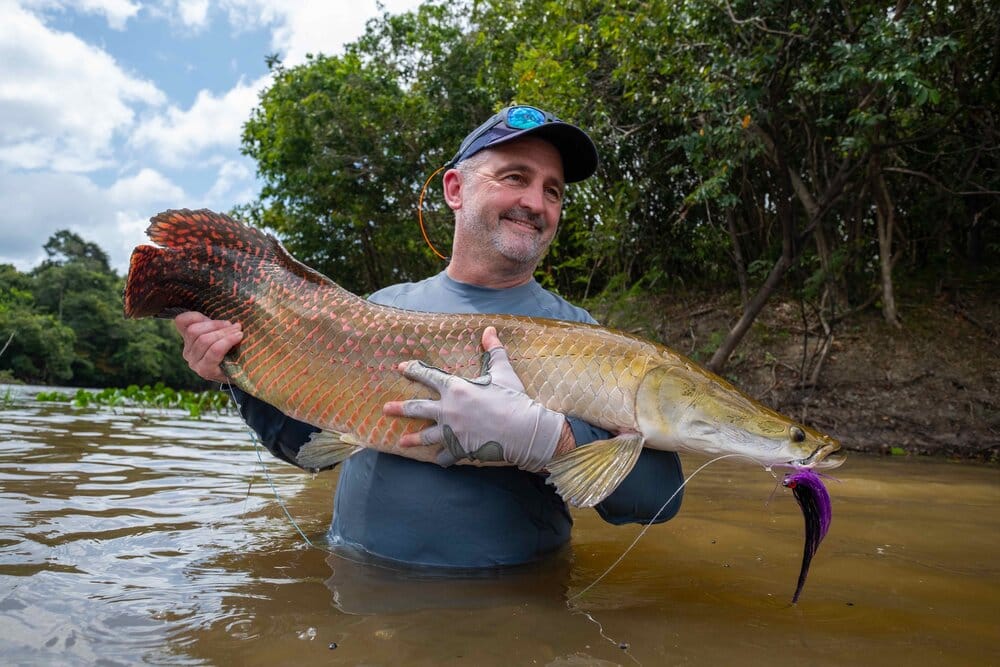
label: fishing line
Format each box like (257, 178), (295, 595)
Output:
(224, 382), (417, 572)
(224, 381), (323, 549)
(566, 453), (772, 661)
(567, 453), (769, 603)
(573, 608), (643, 666)
(418, 165), (449, 260)
(222, 383), (782, 604)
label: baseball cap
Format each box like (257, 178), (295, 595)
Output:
(447, 105), (598, 182)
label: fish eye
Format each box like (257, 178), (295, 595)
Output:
(790, 426), (806, 443)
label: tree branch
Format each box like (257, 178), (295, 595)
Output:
(882, 167), (1000, 196)
(721, 0), (805, 39)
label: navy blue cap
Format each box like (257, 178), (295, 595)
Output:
(448, 105), (598, 183)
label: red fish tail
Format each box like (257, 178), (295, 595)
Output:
(123, 209), (272, 319)
(124, 208), (348, 321)
(123, 244), (201, 319)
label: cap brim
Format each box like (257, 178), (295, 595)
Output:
(484, 122), (599, 183)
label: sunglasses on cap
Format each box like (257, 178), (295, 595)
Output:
(447, 105), (560, 167)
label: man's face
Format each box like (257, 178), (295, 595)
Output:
(454, 137), (566, 268)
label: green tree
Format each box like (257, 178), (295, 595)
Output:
(31, 234), (125, 386)
(0, 264), (76, 383)
(41, 229), (112, 273)
(234, 0), (996, 374)
(504, 0), (997, 368)
(111, 318), (206, 389)
(240, 2), (561, 293)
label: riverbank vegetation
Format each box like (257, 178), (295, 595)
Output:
(0, 236), (206, 389)
(1, 1), (996, 454)
(34, 384), (232, 418)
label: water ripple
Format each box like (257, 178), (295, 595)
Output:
(0, 394), (317, 665)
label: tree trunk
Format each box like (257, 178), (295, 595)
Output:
(0, 332), (14, 361)
(871, 158), (902, 327)
(708, 253), (791, 373)
(725, 208), (750, 307)
(812, 220), (848, 313)
(708, 125), (858, 373)
(709, 131), (799, 373)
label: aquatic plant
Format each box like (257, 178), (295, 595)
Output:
(34, 383), (232, 418)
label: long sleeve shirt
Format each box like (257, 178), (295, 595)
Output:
(233, 271), (684, 567)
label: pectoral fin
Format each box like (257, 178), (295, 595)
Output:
(296, 431), (365, 471)
(545, 433), (645, 508)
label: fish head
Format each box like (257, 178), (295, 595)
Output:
(635, 363), (845, 470)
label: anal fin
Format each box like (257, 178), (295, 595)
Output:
(545, 433), (644, 508)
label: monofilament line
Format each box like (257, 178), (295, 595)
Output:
(567, 453), (769, 603)
(224, 382), (407, 572)
(224, 382), (321, 549)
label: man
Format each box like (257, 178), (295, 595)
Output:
(176, 105), (684, 568)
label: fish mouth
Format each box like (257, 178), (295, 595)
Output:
(792, 443), (846, 469)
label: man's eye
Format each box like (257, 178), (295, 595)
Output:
(545, 188), (563, 201)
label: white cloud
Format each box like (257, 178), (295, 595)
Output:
(205, 159), (254, 202)
(128, 76), (267, 167)
(77, 0), (141, 29)
(0, 170), (104, 269)
(18, 0), (140, 30)
(107, 167), (186, 208)
(175, 0), (210, 29)
(210, 0), (424, 66)
(269, 1), (372, 65)
(140, 0), (211, 30)
(0, 0), (424, 275)
(0, 168), (187, 273)
(0, 3), (164, 172)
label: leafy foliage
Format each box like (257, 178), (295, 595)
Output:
(1, 233), (206, 389)
(35, 384), (232, 418)
(4, 0), (996, 386)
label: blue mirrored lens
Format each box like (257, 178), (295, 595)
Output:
(507, 106), (546, 130)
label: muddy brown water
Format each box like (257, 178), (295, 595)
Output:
(0, 385), (997, 666)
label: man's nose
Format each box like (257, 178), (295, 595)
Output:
(518, 183), (545, 212)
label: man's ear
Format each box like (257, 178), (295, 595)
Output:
(442, 169), (463, 211)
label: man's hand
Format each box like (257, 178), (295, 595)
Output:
(383, 326), (568, 471)
(174, 312), (243, 384)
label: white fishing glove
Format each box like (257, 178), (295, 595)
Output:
(397, 345), (565, 471)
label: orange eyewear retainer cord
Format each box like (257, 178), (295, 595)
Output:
(418, 165), (449, 261)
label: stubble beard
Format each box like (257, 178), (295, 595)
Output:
(468, 205), (550, 267)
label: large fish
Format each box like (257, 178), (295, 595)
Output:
(124, 209), (845, 509)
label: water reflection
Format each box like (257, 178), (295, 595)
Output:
(1, 385), (997, 666)
(321, 547), (574, 616)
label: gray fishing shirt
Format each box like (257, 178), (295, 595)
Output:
(234, 271), (684, 567)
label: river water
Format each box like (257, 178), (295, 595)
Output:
(0, 384), (997, 666)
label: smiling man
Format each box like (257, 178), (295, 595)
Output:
(175, 105), (686, 568)
(444, 136), (565, 285)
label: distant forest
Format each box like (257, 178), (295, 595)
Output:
(0, 231), (204, 388)
(2, 0), (996, 388)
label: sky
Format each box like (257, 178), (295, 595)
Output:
(0, 0), (424, 274)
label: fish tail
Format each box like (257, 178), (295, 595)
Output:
(123, 209), (273, 319)
(123, 244), (185, 318)
(124, 208), (346, 321)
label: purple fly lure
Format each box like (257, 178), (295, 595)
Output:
(783, 469), (832, 603)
